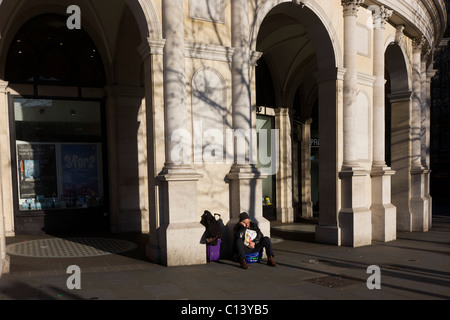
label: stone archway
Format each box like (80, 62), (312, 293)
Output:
(0, 0), (161, 236)
(253, 2), (341, 244)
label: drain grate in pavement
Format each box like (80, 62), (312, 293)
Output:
(304, 274), (364, 289)
(6, 238), (137, 258)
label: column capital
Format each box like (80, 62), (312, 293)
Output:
(342, 0), (364, 17)
(274, 107), (290, 116)
(372, 6), (393, 29)
(413, 36), (426, 54)
(422, 46), (432, 62)
(137, 37), (166, 61)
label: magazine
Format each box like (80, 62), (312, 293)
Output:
(244, 229), (257, 246)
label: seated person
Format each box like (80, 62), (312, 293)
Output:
(233, 212), (277, 269)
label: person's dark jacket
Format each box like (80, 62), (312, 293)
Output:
(233, 221), (263, 245)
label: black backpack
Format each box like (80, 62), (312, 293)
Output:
(200, 210), (224, 246)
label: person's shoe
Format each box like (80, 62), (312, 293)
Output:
(240, 259), (249, 269)
(267, 256), (277, 267)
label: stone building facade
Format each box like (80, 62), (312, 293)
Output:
(0, 0), (447, 272)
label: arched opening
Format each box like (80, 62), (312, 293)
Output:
(385, 43), (412, 231)
(5, 14), (106, 87)
(4, 14), (108, 234)
(1, 0), (153, 235)
(255, 2), (338, 232)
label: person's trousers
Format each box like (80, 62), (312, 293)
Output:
(234, 236), (274, 262)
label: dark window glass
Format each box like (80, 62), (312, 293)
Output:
(5, 14), (105, 87)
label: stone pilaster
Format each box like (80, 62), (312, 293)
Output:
(153, 0), (205, 266)
(371, 6), (396, 242)
(341, 0), (364, 166)
(0, 80), (10, 276)
(412, 37), (426, 169)
(299, 118), (313, 220)
(388, 92), (414, 232)
(227, 0), (270, 251)
(339, 0), (372, 247)
(315, 68), (346, 246)
(275, 108), (294, 223)
(425, 67), (437, 229)
(410, 36), (429, 232)
(137, 37), (166, 264)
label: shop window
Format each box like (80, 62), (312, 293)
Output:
(14, 98), (104, 211)
(256, 114), (276, 207)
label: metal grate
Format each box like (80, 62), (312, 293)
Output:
(304, 274), (364, 288)
(6, 238), (137, 258)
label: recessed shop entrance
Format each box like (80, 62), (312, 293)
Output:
(5, 14), (109, 234)
(10, 97), (109, 234)
(255, 2), (338, 224)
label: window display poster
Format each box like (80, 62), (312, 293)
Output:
(60, 144), (99, 197)
(17, 144), (58, 198)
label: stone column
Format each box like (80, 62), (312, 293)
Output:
(410, 36), (429, 232)
(275, 107), (294, 222)
(300, 118), (313, 219)
(155, 0), (204, 266)
(227, 0), (269, 247)
(388, 92), (413, 231)
(341, 0), (363, 166)
(425, 67), (437, 229)
(0, 81), (10, 276)
(315, 68), (346, 246)
(370, 6), (396, 242)
(137, 37), (165, 263)
(420, 56), (436, 230)
(411, 37), (426, 169)
(338, 0), (372, 247)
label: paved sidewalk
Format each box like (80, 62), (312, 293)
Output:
(0, 215), (449, 302)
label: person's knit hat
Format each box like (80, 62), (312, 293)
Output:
(239, 212), (250, 221)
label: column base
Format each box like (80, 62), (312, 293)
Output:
(371, 204), (396, 242)
(301, 201), (313, 219)
(1, 254), (10, 276)
(371, 166), (396, 242)
(339, 166), (372, 247)
(226, 164), (270, 257)
(315, 224), (341, 246)
(397, 208), (413, 232)
(147, 168), (206, 267)
(410, 167), (430, 232)
(276, 207), (294, 223)
(339, 208), (372, 247)
(160, 222), (206, 266)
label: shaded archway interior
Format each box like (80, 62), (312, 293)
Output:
(255, 2), (336, 222)
(1, 2), (149, 235)
(4, 14), (105, 87)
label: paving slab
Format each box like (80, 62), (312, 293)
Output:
(0, 215), (449, 309)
